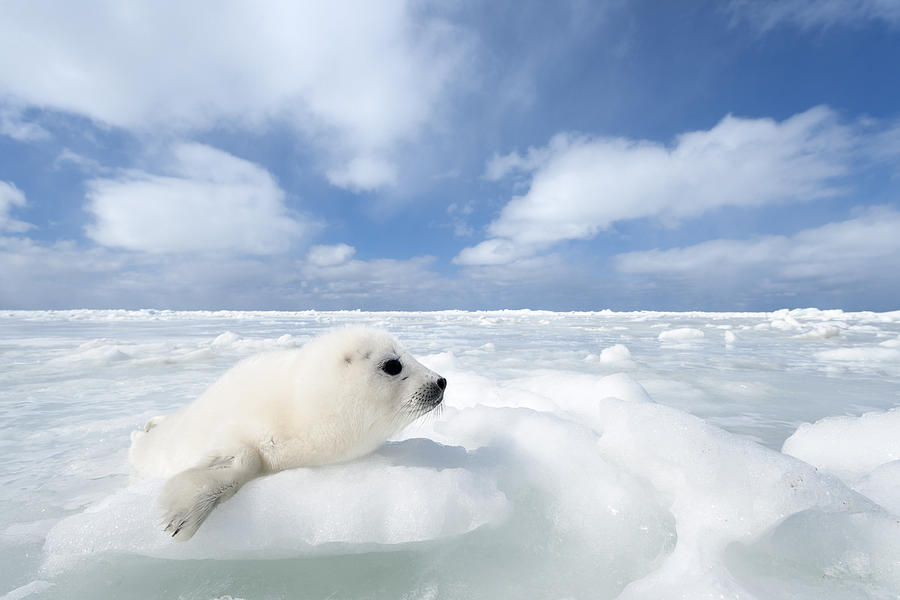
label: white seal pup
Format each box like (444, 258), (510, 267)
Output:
(128, 327), (446, 541)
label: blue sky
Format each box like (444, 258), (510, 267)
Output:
(1, 0), (899, 311)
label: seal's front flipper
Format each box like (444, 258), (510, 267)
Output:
(160, 448), (261, 541)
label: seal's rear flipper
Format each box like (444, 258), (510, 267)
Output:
(143, 415), (166, 432)
(160, 448), (262, 541)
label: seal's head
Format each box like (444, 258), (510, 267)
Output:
(309, 327), (446, 429)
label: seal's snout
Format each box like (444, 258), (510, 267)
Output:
(410, 374), (446, 413)
(427, 376), (447, 406)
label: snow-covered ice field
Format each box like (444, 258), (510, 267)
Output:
(2, 308), (900, 599)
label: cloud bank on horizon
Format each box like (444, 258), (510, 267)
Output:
(1, 0), (898, 311)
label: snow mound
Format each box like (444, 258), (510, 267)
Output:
(658, 328), (705, 342)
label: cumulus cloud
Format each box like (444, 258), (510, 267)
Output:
(615, 206), (900, 307)
(458, 106), (856, 265)
(85, 143), (305, 255)
(298, 252), (450, 309)
(0, 181), (32, 232)
(728, 0), (900, 31)
(306, 244), (357, 267)
(483, 143), (556, 182)
(454, 238), (531, 266)
(0, 1), (469, 191)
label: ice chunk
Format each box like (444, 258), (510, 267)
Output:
(793, 324), (842, 339)
(429, 394), (880, 599)
(783, 407), (900, 481)
(42, 443), (509, 574)
(599, 343), (632, 363)
(430, 406), (678, 592)
(209, 331), (303, 352)
(586, 344), (633, 364)
(52, 343), (131, 365)
(210, 331), (241, 348)
(499, 372), (653, 418)
(769, 314), (803, 331)
(588, 398), (880, 599)
(658, 327), (705, 342)
(726, 506), (900, 597)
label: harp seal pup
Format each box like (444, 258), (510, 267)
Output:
(128, 327), (447, 541)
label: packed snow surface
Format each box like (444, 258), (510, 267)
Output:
(2, 308), (900, 599)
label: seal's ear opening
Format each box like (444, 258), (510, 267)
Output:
(343, 353), (354, 365)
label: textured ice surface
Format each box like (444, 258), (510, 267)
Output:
(3, 308), (900, 599)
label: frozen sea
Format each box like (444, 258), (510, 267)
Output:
(2, 308), (900, 600)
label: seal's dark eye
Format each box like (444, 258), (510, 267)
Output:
(382, 359), (402, 376)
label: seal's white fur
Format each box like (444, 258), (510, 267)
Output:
(128, 327), (445, 540)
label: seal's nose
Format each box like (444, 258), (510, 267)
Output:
(436, 377), (447, 391)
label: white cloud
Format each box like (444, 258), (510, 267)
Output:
(0, 235), (302, 309)
(870, 120), (900, 169)
(729, 0), (900, 31)
(302, 254), (434, 283)
(615, 206), (900, 303)
(458, 106), (855, 265)
(299, 253), (448, 308)
(0, 181), (32, 232)
(453, 253), (609, 309)
(325, 156), (398, 192)
(483, 142), (556, 182)
(53, 148), (105, 174)
(0, 235), (456, 309)
(0, 1), (470, 191)
(446, 202), (475, 237)
(85, 143), (305, 255)
(0, 107), (50, 141)
(454, 238), (532, 266)
(306, 244), (356, 267)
